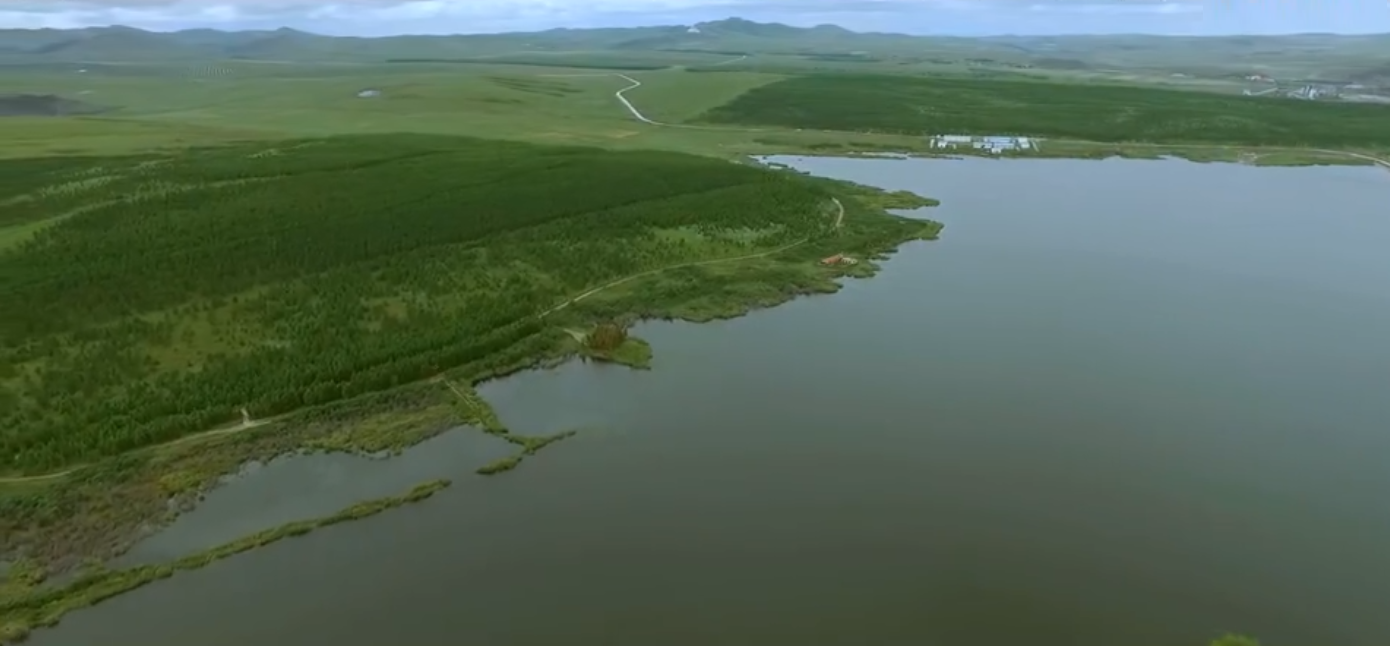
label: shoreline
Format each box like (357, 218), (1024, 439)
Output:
(750, 142), (1390, 169)
(0, 178), (942, 642)
(0, 478), (455, 643)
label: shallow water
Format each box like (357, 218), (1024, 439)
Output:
(30, 156), (1390, 646)
(117, 428), (516, 566)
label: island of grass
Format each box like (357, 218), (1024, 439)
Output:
(0, 133), (941, 629)
(573, 322), (654, 369)
(700, 73), (1390, 150)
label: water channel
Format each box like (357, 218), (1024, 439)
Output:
(31, 156), (1390, 646)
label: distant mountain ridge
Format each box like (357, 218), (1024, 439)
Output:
(2, 18), (1388, 83)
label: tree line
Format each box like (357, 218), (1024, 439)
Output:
(699, 73), (1390, 148)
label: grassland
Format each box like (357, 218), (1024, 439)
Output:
(699, 73), (1390, 149)
(3, 62), (1384, 171)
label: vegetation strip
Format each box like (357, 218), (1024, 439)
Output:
(0, 479), (452, 644)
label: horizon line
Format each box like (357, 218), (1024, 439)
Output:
(2, 19), (1386, 40)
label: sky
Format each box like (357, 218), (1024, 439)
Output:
(0, 0), (1386, 36)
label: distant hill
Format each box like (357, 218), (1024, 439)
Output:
(1, 18), (1388, 84)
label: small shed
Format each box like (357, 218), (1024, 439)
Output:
(357, 89), (381, 98)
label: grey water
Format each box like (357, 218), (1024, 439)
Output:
(116, 428), (517, 567)
(30, 156), (1390, 646)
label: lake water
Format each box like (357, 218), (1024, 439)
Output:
(30, 156), (1390, 646)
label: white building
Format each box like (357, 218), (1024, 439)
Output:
(930, 134), (1035, 153)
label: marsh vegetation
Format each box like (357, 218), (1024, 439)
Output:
(0, 479), (453, 643)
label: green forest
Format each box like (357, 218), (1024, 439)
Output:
(0, 134), (856, 475)
(699, 73), (1390, 148)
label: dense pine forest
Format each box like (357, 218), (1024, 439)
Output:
(699, 74), (1390, 148)
(0, 134), (840, 474)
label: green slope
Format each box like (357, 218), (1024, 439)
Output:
(0, 133), (906, 474)
(699, 73), (1390, 148)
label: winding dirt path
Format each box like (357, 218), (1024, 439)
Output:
(612, 74), (663, 125)
(542, 196), (844, 317)
(1311, 149), (1390, 170)
(0, 419), (269, 484)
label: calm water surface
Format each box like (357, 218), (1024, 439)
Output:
(32, 157), (1390, 646)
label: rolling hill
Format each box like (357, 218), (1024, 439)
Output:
(2, 18), (1389, 85)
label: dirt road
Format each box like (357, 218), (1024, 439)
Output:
(0, 418), (268, 484)
(542, 196), (844, 317)
(1311, 149), (1390, 170)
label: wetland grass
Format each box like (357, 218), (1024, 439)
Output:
(0, 479), (452, 643)
(477, 430), (581, 476)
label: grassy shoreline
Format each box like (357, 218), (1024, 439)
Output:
(752, 137), (1387, 168)
(0, 165), (941, 639)
(0, 478), (453, 643)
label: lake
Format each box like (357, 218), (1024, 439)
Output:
(30, 156), (1390, 646)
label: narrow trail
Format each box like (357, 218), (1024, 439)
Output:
(542, 196), (844, 317)
(0, 418), (268, 484)
(540, 71), (766, 133)
(1311, 149), (1390, 171)
(0, 198), (845, 486)
(612, 74), (663, 125)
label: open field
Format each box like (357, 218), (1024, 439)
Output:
(699, 73), (1390, 149)
(0, 63), (804, 158)
(3, 62), (1385, 169)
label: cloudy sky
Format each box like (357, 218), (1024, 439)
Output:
(0, 0), (1385, 36)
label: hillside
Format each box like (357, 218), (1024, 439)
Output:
(0, 132), (943, 617)
(0, 134), (927, 476)
(2, 19), (1389, 85)
(700, 73), (1390, 148)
